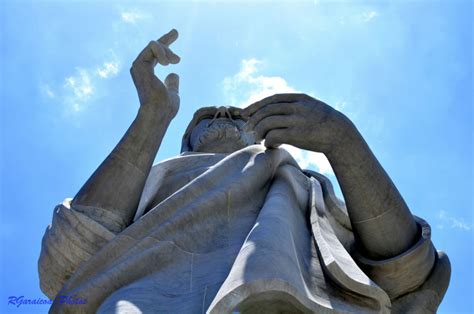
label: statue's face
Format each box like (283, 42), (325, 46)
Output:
(189, 107), (256, 153)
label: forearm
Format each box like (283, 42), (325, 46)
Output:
(326, 120), (418, 259)
(242, 93), (419, 259)
(72, 106), (173, 225)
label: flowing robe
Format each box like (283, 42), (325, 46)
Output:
(38, 145), (450, 313)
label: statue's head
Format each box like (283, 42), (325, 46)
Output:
(181, 106), (257, 153)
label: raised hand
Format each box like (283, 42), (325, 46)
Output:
(72, 30), (183, 226)
(242, 93), (353, 154)
(130, 29), (181, 118)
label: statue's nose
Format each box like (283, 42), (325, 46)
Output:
(208, 107), (233, 126)
(214, 106), (232, 119)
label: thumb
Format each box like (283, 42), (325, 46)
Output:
(165, 73), (179, 94)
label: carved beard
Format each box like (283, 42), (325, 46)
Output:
(193, 121), (249, 153)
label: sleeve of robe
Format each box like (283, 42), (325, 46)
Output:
(37, 160), (187, 300)
(354, 216), (451, 313)
(309, 170), (451, 313)
(38, 199), (117, 299)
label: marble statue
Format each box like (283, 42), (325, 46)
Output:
(38, 29), (450, 313)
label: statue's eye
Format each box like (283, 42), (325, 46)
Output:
(196, 115), (215, 124)
(230, 113), (247, 122)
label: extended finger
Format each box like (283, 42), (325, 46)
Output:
(163, 46), (180, 64)
(149, 41), (170, 66)
(165, 73), (179, 94)
(253, 115), (290, 142)
(158, 29), (179, 46)
(245, 102), (294, 131)
(242, 93), (306, 117)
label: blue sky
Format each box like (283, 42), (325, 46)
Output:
(1, 1), (472, 313)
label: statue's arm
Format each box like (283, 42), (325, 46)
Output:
(72, 30), (181, 228)
(40, 29), (181, 295)
(243, 94), (417, 260)
(323, 120), (418, 259)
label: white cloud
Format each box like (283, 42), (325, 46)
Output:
(65, 69), (93, 99)
(223, 58), (298, 108)
(339, 10), (378, 25)
(120, 10), (145, 24)
(97, 61), (119, 78)
(361, 11), (378, 22)
(64, 68), (94, 112)
(42, 55), (121, 113)
(222, 58), (334, 175)
(437, 210), (472, 231)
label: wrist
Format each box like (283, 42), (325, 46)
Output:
(326, 113), (363, 160)
(137, 103), (175, 123)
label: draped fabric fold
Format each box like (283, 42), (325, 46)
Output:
(38, 145), (447, 313)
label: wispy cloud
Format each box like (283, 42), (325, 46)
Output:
(361, 11), (378, 23)
(437, 210), (472, 231)
(64, 68), (94, 112)
(97, 61), (119, 78)
(222, 58), (334, 175)
(339, 10), (379, 25)
(120, 10), (146, 24)
(41, 55), (121, 113)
